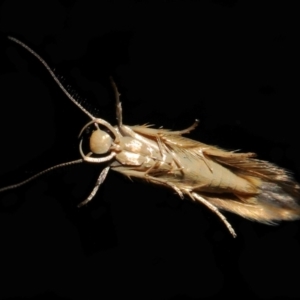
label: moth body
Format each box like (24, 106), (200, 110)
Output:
(2, 36), (300, 238)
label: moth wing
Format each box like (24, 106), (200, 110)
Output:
(160, 133), (300, 215)
(159, 133), (256, 163)
(130, 124), (213, 148)
(130, 125), (255, 164)
(160, 133), (289, 185)
(201, 193), (300, 224)
(207, 149), (297, 187)
(130, 124), (300, 192)
(130, 125), (300, 224)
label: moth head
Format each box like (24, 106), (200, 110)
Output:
(89, 129), (112, 154)
(78, 118), (120, 163)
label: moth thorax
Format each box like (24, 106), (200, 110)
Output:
(90, 129), (112, 154)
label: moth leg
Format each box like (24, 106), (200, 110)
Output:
(156, 136), (166, 160)
(158, 139), (185, 175)
(169, 185), (184, 199)
(155, 136), (182, 172)
(144, 161), (161, 175)
(151, 177), (184, 199)
(191, 183), (212, 191)
(128, 120), (199, 139)
(145, 170), (184, 198)
(166, 151), (185, 175)
(144, 173), (184, 199)
(115, 168), (184, 199)
(140, 145), (184, 196)
(197, 148), (213, 173)
(190, 192), (237, 237)
(158, 133), (212, 174)
(167, 119), (199, 135)
(203, 148), (256, 159)
(78, 166), (110, 207)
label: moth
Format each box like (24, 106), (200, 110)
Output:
(1, 36), (300, 238)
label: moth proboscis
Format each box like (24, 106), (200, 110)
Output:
(1, 36), (300, 238)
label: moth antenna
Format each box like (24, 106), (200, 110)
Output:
(109, 77), (122, 127)
(7, 36), (96, 120)
(0, 159), (83, 193)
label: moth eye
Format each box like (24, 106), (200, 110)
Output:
(90, 129), (112, 154)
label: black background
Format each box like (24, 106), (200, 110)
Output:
(0, 1), (299, 299)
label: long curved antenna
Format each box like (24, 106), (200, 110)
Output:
(110, 77), (123, 127)
(0, 159), (83, 193)
(8, 36), (96, 120)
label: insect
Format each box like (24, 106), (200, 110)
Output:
(1, 37), (300, 238)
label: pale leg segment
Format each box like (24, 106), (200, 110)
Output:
(114, 168), (184, 199)
(78, 166), (110, 207)
(168, 119), (199, 135)
(190, 192), (237, 237)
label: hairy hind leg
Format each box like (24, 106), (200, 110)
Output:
(190, 192), (237, 237)
(78, 166), (110, 207)
(114, 168), (184, 199)
(168, 119), (199, 135)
